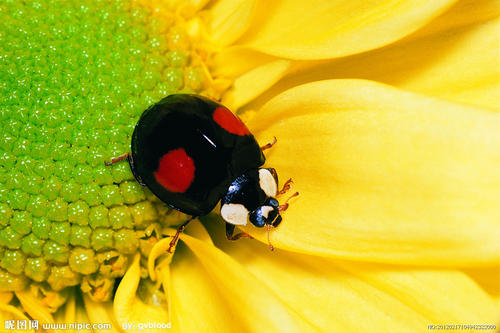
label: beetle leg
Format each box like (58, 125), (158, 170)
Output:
(260, 136), (277, 151)
(277, 178), (293, 195)
(226, 223), (254, 241)
(278, 192), (299, 211)
(104, 152), (130, 166)
(167, 217), (196, 253)
(266, 224), (274, 251)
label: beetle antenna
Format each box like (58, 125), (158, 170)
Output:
(267, 224), (274, 251)
(278, 191), (299, 211)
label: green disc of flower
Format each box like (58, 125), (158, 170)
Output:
(0, 0), (208, 290)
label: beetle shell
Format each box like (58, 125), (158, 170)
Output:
(130, 94), (265, 216)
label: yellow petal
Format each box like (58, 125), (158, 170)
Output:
(0, 298), (33, 333)
(169, 243), (235, 332)
(114, 254), (170, 333)
(234, 0), (456, 59)
(249, 0), (500, 110)
(338, 263), (499, 324)
(83, 296), (122, 333)
(211, 49), (277, 79)
(206, 0), (256, 47)
(465, 267), (500, 313)
(222, 59), (291, 110)
(15, 290), (54, 327)
(148, 237), (175, 281)
(244, 79), (500, 266)
(208, 226), (499, 332)
(179, 233), (317, 332)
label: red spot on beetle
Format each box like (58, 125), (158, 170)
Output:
(154, 148), (195, 193)
(213, 107), (250, 136)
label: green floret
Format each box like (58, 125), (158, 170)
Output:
(109, 206), (134, 230)
(49, 222), (71, 245)
(70, 225), (92, 248)
(1, 250), (26, 275)
(69, 248), (98, 275)
(21, 234), (45, 257)
(91, 229), (114, 251)
(24, 257), (50, 282)
(89, 205), (111, 229)
(0, 227), (23, 249)
(114, 229), (139, 254)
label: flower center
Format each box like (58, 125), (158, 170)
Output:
(0, 0), (213, 303)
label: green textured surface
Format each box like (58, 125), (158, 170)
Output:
(0, 0), (204, 294)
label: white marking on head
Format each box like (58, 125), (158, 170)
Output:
(260, 206), (274, 219)
(258, 169), (277, 197)
(220, 203), (249, 226)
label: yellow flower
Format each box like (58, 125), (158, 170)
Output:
(0, 0), (499, 332)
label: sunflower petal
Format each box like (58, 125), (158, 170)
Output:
(169, 243), (235, 332)
(0, 301), (33, 333)
(465, 266), (500, 313)
(208, 226), (499, 332)
(244, 79), (500, 266)
(234, 0), (456, 59)
(222, 60), (291, 110)
(15, 290), (54, 326)
(211, 48), (277, 79)
(113, 254), (170, 332)
(206, 0), (257, 46)
(338, 262), (499, 324)
(179, 233), (317, 332)
(248, 0), (500, 111)
(84, 296), (122, 333)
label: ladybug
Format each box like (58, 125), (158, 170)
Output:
(106, 94), (298, 251)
